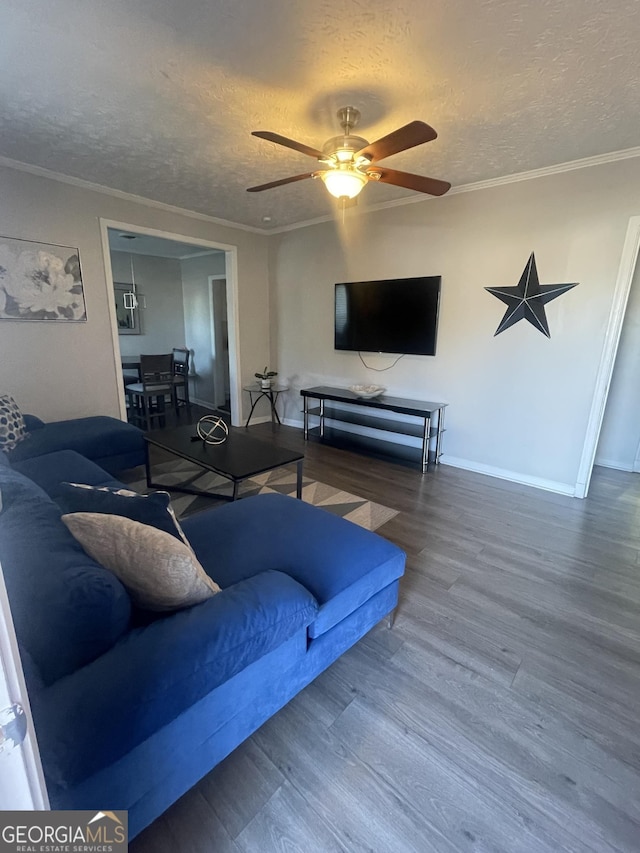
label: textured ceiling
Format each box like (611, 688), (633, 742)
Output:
(1, 0), (639, 230)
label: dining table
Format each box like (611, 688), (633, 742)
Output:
(121, 356), (141, 381)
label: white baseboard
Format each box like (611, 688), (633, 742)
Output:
(192, 397), (269, 426)
(190, 396), (216, 410)
(440, 455), (576, 496)
(593, 458), (634, 472)
(191, 396), (226, 411)
(282, 417), (576, 496)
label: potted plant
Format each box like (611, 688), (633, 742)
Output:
(255, 366), (277, 390)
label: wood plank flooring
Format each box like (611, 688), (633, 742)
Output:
(131, 424), (640, 852)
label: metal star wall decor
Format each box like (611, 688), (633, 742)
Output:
(485, 253), (578, 337)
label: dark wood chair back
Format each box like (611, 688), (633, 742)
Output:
(172, 348), (190, 377)
(171, 348), (192, 414)
(140, 353), (174, 387)
(125, 354), (175, 430)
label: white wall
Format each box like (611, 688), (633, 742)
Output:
(595, 258), (640, 470)
(0, 164), (269, 422)
(110, 251), (186, 357)
(271, 157), (640, 494)
(180, 254), (226, 409)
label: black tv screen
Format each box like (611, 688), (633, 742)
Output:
(335, 276), (441, 356)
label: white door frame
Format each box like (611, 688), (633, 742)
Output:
(575, 215), (640, 497)
(99, 219), (243, 427)
(0, 563), (49, 810)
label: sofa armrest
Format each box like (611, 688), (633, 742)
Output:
(34, 570), (318, 789)
(23, 414), (45, 431)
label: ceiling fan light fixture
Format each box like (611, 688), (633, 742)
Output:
(248, 108), (450, 201)
(335, 149), (353, 163)
(320, 168), (368, 199)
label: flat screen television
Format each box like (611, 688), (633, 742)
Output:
(335, 276), (441, 356)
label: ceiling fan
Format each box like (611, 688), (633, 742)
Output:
(247, 106), (451, 202)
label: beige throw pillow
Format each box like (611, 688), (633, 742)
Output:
(62, 512), (221, 611)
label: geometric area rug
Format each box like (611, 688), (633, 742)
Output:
(122, 459), (398, 533)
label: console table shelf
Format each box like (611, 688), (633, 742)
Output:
(301, 386), (447, 473)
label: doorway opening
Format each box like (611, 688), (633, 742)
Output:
(594, 254), (640, 473)
(208, 275), (230, 412)
(99, 221), (241, 426)
(576, 216), (640, 496)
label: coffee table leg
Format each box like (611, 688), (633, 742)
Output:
(232, 479), (240, 501)
(296, 459), (303, 499)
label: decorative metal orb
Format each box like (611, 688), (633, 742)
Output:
(196, 415), (229, 445)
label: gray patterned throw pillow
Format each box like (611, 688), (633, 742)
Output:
(0, 395), (26, 451)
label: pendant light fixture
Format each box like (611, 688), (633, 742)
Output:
(123, 254), (138, 313)
(123, 253), (145, 328)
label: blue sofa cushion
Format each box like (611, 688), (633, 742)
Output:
(0, 465), (132, 685)
(23, 414), (45, 431)
(13, 450), (122, 500)
(0, 450), (10, 468)
(33, 570), (317, 788)
(182, 493), (405, 638)
(0, 394), (27, 451)
(0, 462), (50, 502)
(6, 416), (145, 472)
(57, 483), (187, 545)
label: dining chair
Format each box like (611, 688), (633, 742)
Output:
(172, 347), (192, 416)
(125, 353), (175, 430)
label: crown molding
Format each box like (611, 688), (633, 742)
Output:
(268, 145), (640, 234)
(0, 154), (265, 235)
(2, 144), (639, 238)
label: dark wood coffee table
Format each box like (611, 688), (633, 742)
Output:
(144, 424), (304, 501)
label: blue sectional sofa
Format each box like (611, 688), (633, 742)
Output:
(0, 431), (405, 838)
(6, 414), (146, 474)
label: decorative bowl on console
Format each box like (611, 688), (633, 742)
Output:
(348, 384), (386, 399)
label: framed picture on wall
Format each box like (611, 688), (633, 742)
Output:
(0, 235), (87, 321)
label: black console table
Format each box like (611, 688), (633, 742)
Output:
(301, 386), (447, 473)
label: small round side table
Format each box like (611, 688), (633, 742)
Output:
(243, 383), (288, 427)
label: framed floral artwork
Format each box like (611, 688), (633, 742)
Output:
(0, 235), (87, 321)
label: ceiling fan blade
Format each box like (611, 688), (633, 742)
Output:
(252, 131), (325, 160)
(247, 173), (315, 192)
(356, 121), (438, 162)
(370, 167), (451, 196)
